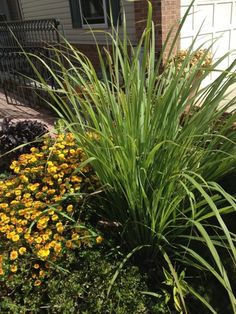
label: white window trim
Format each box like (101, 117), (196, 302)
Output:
(79, 0), (108, 29)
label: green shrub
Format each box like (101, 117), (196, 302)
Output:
(0, 248), (166, 314)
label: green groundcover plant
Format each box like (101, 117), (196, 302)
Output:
(26, 2), (236, 312)
(0, 247), (165, 314)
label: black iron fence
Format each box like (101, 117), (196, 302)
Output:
(0, 18), (61, 107)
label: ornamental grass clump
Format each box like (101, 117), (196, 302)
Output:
(0, 133), (100, 286)
(26, 2), (236, 312)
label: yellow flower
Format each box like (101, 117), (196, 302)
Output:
(10, 265), (17, 273)
(30, 147), (39, 153)
(71, 233), (79, 241)
(14, 167), (20, 174)
(15, 190), (22, 196)
(19, 247), (27, 255)
(96, 236), (103, 244)
(10, 200), (20, 205)
(66, 205), (73, 213)
(30, 156), (37, 163)
(42, 233), (50, 241)
(10, 250), (18, 260)
(20, 175), (29, 183)
(66, 240), (73, 248)
(69, 149), (76, 155)
(23, 193), (31, 199)
(54, 242), (62, 253)
(37, 248), (50, 259)
(37, 222), (48, 230)
(24, 233), (30, 240)
(29, 183), (39, 191)
(24, 201), (33, 207)
(35, 237), (42, 244)
(48, 189), (56, 195)
(39, 270), (46, 277)
(33, 263), (40, 269)
(53, 233), (61, 241)
(48, 166), (57, 174)
(0, 268), (4, 276)
(12, 234), (20, 242)
(57, 225), (64, 233)
(26, 236), (34, 244)
(51, 214), (58, 221)
(0, 203), (8, 209)
(34, 279), (41, 286)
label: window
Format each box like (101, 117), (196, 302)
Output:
(79, 0), (107, 27)
(69, 0), (120, 29)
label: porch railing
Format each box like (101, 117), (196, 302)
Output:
(0, 18), (61, 108)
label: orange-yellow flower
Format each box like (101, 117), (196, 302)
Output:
(0, 203), (8, 209)
(34, 279), (41, 286)
(54, 242), (62, 254)
(39, 270), (46, 277)
(66, 240), (73, 248)
(10, 250), (18, 260)
(10, 265), (17, 273)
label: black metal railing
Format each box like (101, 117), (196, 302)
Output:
(0, 18), (61, 107)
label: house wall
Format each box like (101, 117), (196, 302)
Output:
(0, 0), (21, 20)
(20, 0), (136, 44)
(19, 0), (180, 67)
(0, 0), (10, 20)
(19, 0), (137, 68)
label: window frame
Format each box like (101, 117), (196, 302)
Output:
(78, 0), (108, 29)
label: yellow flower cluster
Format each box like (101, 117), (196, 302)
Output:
(0, 133), (100, 283)
(169, 49), (212, 75)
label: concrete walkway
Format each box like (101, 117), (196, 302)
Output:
(0, 90), (56, 128)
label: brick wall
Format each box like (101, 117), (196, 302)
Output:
(134, 0), (180, 59)
(73, 44), (102, 70)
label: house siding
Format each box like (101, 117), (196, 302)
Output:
(20, 0), (136, 45)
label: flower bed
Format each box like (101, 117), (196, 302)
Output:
(0, 133), (99, 286)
